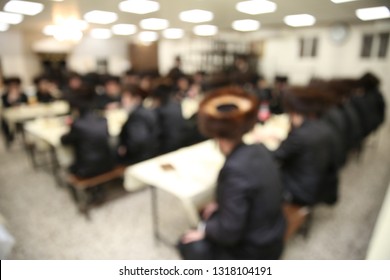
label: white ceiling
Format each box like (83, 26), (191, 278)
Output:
(1, 0), (390, 35)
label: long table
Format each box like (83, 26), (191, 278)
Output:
(23, 109), (129, 183)
(123, 114), (290, 242)
(1, 101), (70, 132)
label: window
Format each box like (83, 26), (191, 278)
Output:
(378, 32), (389, 58)
(299, 37), (319, 58)
(361, 34), (374, 57)
(360, 32), (389, 58)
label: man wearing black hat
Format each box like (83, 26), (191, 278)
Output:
(1, 77), (28, 148)
(117, 85), (159, 165)
(178, 86), (286, 260)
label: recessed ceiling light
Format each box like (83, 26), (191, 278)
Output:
(284, 14), (316, 27)
(193, 25), (218, 36)
(232, 19), (260, 32)
(236, 0), (277, 15)
(119, 0), (160, 15)
(0, 11), (24, 24)
(4, 0), (44, 16)
(84, 10), (118, 24)
(90, 28), (112, 39)
(140, 18), (169, 30)
(356, 6), (390, 21)
(112, 24), (137, 35)
(330, 0), (360, 3)
(163, 28), (184, 39)
(179, 9), (214, 23)
(138, 31), (159, 42)
(0, 23), (10, 32)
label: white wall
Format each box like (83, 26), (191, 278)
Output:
(257, 22), (390, 117)
(68, 36), (130, 75)
(0, 31), (41, 89)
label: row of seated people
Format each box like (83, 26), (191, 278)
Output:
(178, 72), (386, 260)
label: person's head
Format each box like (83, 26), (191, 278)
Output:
(34, 76), (52, 93)
(121, 85), (148, 111)
(177, 75), (190, 91)
(123, 69), (140, 86)
(151, 83), (174, 106)
(198, 86), (259, 154)
(68, 73), (83, 90)
(71, 84), (95, 116)
(357, 72), (380, 92)
(283, 85), (333, 127)
(4, 77), (22, 93)
(104, 76), (121, 97)
(174, 56), (182, 68)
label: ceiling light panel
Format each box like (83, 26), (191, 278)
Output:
(90, 28), (112, 39)
(356, 6), (390, 21)
(0, 11), (24, 24)
(331, 0), (360, 3)
(112, 24), (137, 35)
(236, 0), (277, 15)
(193, 25), (218, 36)
(284, 14), (316, 27)
(232, 19), (260, 32)
(53, 28), (83, 41)
(179, 9), (214, 23)
(138, 31), (159, 42)
(119, 0), (160, 15)
(4, 0), (44, 16)
(0, 23), (10, 32)
(84, 10), (118, 24)
(140, 18), (169, 30)
(163, 28), (184, 39)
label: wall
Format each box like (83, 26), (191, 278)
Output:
(257, 22), (390, 118)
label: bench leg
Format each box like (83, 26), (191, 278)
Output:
(67, 184), (91, 220)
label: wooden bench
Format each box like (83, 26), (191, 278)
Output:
(283, 203), (312, 242)
(66, 165), (127, 218)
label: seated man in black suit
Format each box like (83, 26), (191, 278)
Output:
(117, 85), (159, 165)
(150, 84), (186, 154)
(273, 86), (339, 206)
(61, 85), (114, 178)
(1, 77), (28, 148)
(178, 87), (286, 260)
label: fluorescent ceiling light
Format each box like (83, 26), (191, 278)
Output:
(236, 0), (277, 15)
(138, 31), (158, 42)
(43, 25), (57, 36)
(84, 10), (118, 24)
(112, 24), (137, 35)
(356, 6), (390, 21)
(63, 19), (88, 30)
(193, 25), (218, 36)
(284, 14), (316, 27)
(140, 18), (169, 30)
(163, 28), (184, 39)
(4, 1), (44, 16)
(0, 11), (24, 24)
(232, 19), (260, 32)
(179, 9), (214, 23)
(331, 0), (360, 3)
(0, 23), (10, 32)
(43, 25), (83, 41)
(119, 0), (160, 15)
(90, 28), (112, 39)
(53, 28), (83, 41)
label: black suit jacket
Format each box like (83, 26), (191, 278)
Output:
(206, 143), (286, 248)
(61, 112), (114, 178)
(273, 119), (339, 205)
(118, 105), (159, 164)
(155, 99), (186, 154)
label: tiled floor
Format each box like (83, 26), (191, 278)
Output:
(1, 122), (389, 259)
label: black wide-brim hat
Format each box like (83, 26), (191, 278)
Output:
(198, 86), (259, 140)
